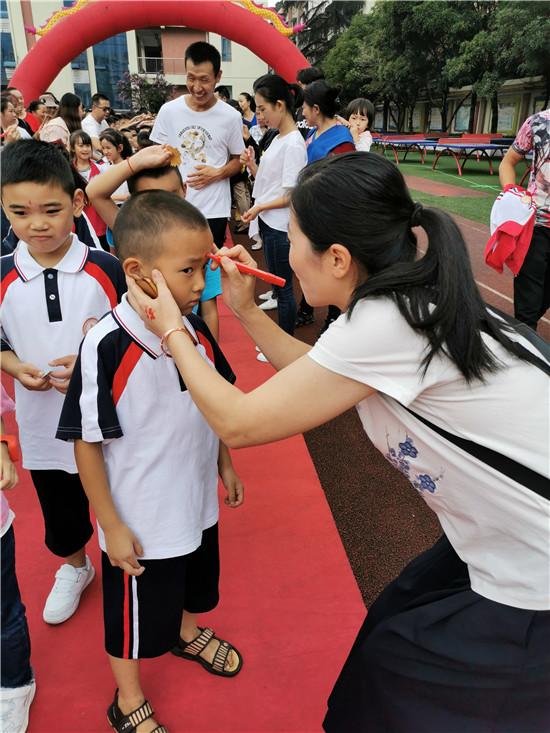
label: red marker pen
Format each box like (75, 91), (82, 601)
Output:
(208, 253), (286, 288)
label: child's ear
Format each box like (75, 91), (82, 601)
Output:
(123, 257), (147, 280)
(72, 189), (85, 217)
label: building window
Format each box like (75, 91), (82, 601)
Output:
(221, 37), (231, 62)
(92, 33), (129, 109)
(1, 1), (15, 87)
(74, 83), (92, 109)
(71, 50), (88, 71)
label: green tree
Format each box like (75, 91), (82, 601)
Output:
(117, 72), (173, 114)
(322, 13), (375, 104)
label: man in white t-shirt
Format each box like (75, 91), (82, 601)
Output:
(151, 41), (244, 250)
(81, 93), (111, 154)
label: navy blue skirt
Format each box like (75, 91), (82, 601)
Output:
(324, 535), (550, 732)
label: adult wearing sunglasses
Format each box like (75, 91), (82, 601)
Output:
(82, 93), (111, 154)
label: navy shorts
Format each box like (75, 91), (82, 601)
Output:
(102, 523), (220, 659)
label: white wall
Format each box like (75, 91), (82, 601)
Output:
(207, 34), (268, 99)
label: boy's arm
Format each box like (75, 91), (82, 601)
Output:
(218, 441), (244, 508)
(75, 440), (144, 575)
(199, 298), (219, 342)
(86, 145), (172, 229)
(0, 417), (18, 491)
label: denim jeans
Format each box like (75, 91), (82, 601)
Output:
(1, 526), (32, 688)
(259, 218), (296, 335)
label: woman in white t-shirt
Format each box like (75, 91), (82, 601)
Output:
(240, 74), (307, 337)
(127, 152), (550, 732)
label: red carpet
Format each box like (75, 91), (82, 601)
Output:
(5, 302), (365, 732)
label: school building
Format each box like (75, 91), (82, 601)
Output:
(1, 0), (268, 108)
(373, 79), (548, 137)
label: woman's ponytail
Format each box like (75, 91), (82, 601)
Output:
(253, 74), (303, 115)
(291, 152), (541, 383)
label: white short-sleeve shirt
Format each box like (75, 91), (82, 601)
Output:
(308, 297), (550, 610)
(57, 295), (236, 559)
(251, 130), (307, 235)
(151, 96), (244, 219)
(0, 237), (126, 472)
(81, 114), (109, 140)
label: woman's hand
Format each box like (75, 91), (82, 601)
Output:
(239, 146), (255, 168)
(241, 204), (262, 224)
(4, 124), (21, 144)
(126, 270), (183, 337)
(211, 245), (259, 317)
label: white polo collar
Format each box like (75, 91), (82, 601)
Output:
(14, 235), (89, 282)
(113, 294), (198, 360)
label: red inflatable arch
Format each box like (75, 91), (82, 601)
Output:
(11, 0), (309, 102)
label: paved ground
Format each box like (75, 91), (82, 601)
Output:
(230, 198), (549, 608)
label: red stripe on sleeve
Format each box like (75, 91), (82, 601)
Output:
(196, 332), (215, 365)
(123, 573), (131, 659)
(112, 342), (142, 406)
(83, 261), (118, 309)
(0, 269), (19, 305)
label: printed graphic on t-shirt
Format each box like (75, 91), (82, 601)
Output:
(512, 109), (550, 228)
(178, 125), (211, 168)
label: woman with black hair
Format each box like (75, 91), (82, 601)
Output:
(302, 80), (355, 162)
(238, 92), (257, 129)
(296, 80), (355, 331)
(127, 151), (550, 732)
(240, 74), (307, 352)
(39, 92), (84, 148)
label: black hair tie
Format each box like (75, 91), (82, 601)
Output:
(410, 202), (423, 227)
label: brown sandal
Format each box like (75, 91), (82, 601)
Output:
(172, 627), (243, 677)
(107, 689), (168, 733)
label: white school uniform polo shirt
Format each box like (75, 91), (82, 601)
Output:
(308, 297), (550, 611)
(151, 96), (244, 219)
(0, 236), (126, 472)
(57, 295), (236, 560)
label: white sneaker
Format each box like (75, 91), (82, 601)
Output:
(256, 352), (269, 363)
(259, 290), (273, 301)
(0, 680), (36, 733)
(259, 298), (278, 311)
(43, 556), (95, 624)
(251, 241), (262, 251)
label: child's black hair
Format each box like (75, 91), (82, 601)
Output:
(136, 129), (153, 149)
(1, 139), (76, 197)
(291, 152), (544, 383)
(99, 127), (133, 159)
(345, 98), (375, 130)
(253, 74), (303, 116)
(185, 41), (221, 76)
(69, 129), (92, 151)
(303, 80), (341, 119)
(127, 165), (184, 195)
(113, 190), (208, 262)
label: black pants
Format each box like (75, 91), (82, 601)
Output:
(324, 535), (550, 733)
(514, 225), (550, 331)
(208, 217), (228, 249)
(30, 470), (94, 557)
